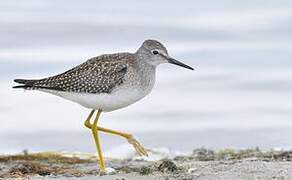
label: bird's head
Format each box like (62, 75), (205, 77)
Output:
(136, 39), (194, 70)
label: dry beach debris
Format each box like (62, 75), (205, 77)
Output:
(1, 148), (292, 179)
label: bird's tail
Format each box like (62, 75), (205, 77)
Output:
(13, 79), (36, 89)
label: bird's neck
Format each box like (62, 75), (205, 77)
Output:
(134, 58), (156, 91)
(136, 56), (156, 73)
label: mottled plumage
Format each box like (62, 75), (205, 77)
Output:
(14, 53), (134, 94)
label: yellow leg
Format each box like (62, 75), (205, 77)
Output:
(84, 114), (148, 156)
(86, 110), (106, 175)
(84, 109), (95, 124)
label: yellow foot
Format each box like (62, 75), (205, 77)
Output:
(97, 160), (106, 176)
(85, 121), (148, 157)
(126, 135), (148, 157)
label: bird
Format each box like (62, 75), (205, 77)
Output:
(13, 39), (194, 175)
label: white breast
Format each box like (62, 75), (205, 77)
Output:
(40, 81), (154, 112)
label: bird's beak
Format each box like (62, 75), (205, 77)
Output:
(167, 57), (194, 70)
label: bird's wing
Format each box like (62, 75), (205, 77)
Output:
(14, 53), (134, 93)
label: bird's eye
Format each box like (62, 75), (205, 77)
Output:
(152, 50), (159, 55)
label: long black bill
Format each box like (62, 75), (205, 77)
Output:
(167, 57), (194, 70)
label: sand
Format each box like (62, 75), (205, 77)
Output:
(1, 148), (292, 180)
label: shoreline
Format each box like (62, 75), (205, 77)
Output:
(1, 148), (292, 179)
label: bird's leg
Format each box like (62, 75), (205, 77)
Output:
(85, 119), (148, 157)
(84, 109), (106, 175)
(84, 109), (95, 126)
(98, 126), (148, 157)
(84, 109), (95, 127)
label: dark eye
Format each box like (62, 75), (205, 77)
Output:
(152, 50), (159, 55)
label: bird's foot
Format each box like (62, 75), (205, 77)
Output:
(127, 135), (148, 157)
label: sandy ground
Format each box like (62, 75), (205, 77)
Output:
(1, 148), (292, 180)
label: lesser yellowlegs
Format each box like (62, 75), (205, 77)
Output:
(13, 39), (194, 174)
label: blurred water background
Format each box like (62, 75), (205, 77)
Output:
(0, 0), (292, 156)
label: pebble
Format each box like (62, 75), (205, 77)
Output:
(104, 167), (116, 175)
(187, 168), (197, 174)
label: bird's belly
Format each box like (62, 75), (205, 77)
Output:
(41, 87), (150, 112)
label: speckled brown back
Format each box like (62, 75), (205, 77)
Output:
(14, 53), (135, 94)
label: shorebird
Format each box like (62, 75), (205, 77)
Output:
(13, 39), (194, 175)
